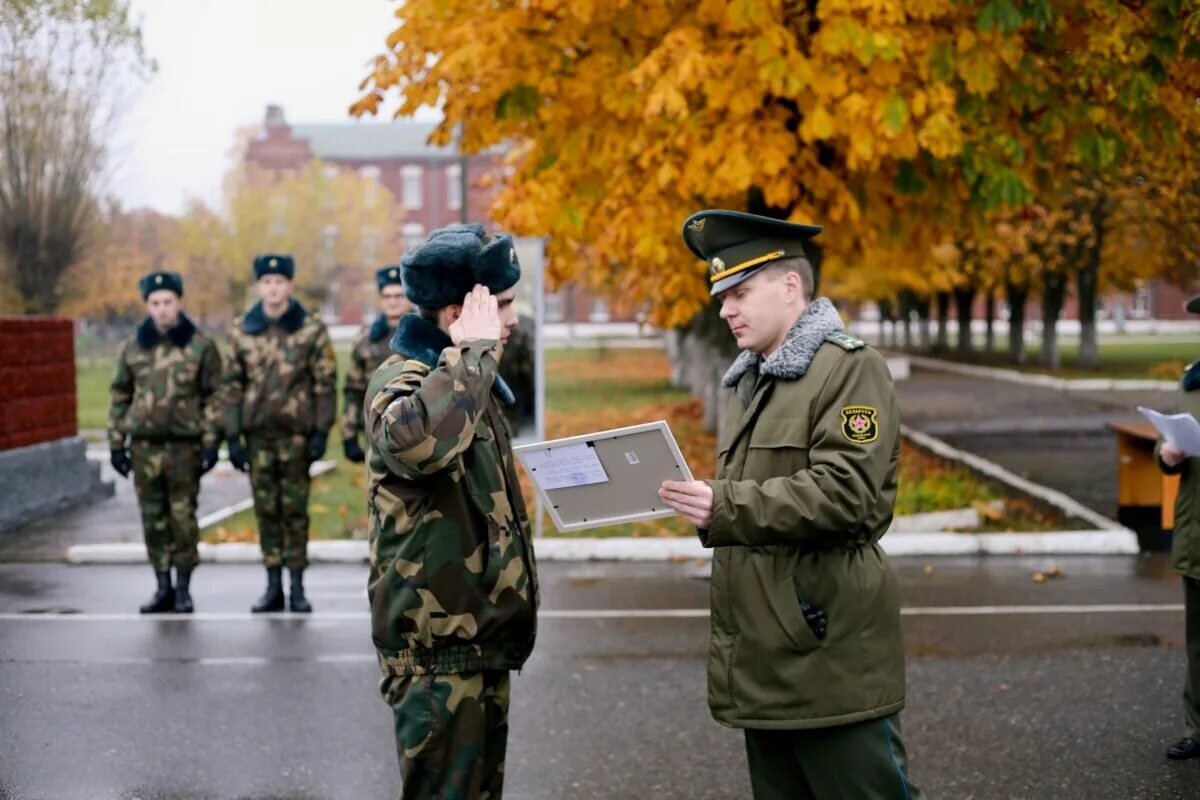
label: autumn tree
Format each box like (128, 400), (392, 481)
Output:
(176, 160), (398, 316)
(0, 0), (151, 314)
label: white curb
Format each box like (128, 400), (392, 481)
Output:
(905, 354), (1176, 392)
(64, 526), (1138, 565)
(901, 425), (1132, 535)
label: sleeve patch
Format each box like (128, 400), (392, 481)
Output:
(841, 405), (879, 444)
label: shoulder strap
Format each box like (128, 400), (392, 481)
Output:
(824, 331), (866, 351)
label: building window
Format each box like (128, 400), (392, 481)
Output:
(446, 163), (462, 210)
(401, 165), (423, 209)
(361, 165), (381, 208)
(320, 225), (338, 269)
(544, 291), (564, 322)
(362, 227), (381, 267)
(589, 298), (611, 323)
(269, 194), (287, 237)
(403, 223), (425, 254)
(1132, 281), (1152, 318)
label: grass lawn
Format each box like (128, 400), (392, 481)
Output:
(892, 337), (1199, 380)
(196, 347), (1069, 541)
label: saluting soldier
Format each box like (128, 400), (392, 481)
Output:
(341, 265), (412, 464)
(107, 270), (223, 614)
(1157, 295), (1200, 761)
(223, 254), (338, 613)
(659, 210), (925, 800)
(364, 224), (537, 799)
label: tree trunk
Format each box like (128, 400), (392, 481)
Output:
(1077, 262), (1100, 371)
(984, 290), (996, 358)
(1006, 279), (1028, 366)
(1041, 270), (1067, 370)
(917, 297), (932, 352)
(954, 286), (976, 358)
(935, 292), (951, 352)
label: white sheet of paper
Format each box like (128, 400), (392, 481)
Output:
(1137, 407), (1200, 457)
(522, 442), (610, 491)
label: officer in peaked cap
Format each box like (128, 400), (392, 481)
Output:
(661, 209), (925, 799)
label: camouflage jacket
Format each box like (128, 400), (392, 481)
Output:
(223, 299), (337, 439)
(340, 315), (396, 441)
(107, 314), (223, 450)
(365, 314), (538, 676)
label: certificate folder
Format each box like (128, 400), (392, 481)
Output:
(513, 420), (696, 533)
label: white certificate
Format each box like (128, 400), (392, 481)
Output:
(1138, 406), (1200, 457)
(521, 443), (610, 491)
(514, 420), (695, 533)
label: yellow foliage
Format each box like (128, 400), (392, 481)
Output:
(354, 0), (1200, 321)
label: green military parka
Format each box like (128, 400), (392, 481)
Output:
(701, 298), (907, 730)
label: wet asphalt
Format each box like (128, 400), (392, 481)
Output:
(1, 557), (1199, 800)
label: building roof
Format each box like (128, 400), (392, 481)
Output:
(288, 121), (448, 161)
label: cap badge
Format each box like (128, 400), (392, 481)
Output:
(688, 218), (706, 232)
(155, 275), (163, 285)
(710, 257), (725, 276)
(269, 258), (278, 267)
(390, 269), (398, 279)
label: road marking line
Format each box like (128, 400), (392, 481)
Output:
(0, 604), (1184, 622)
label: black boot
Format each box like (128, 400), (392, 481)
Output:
(174, 568), (194, 614)
(139, 571), (175, 614)
(251, 566), (285, 613)
(289, 568), (312, 613)
(1167, 738), (1200, 760)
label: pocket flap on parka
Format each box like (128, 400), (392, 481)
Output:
(747, 417), (810, 450)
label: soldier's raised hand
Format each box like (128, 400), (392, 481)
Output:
(449, 284), (502, 345)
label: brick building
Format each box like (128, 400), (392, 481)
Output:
(242, 105), (633, 325)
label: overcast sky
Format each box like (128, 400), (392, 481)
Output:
(111, 0), (437, 215)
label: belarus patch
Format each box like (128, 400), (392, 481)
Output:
(841, 405), (879, 444)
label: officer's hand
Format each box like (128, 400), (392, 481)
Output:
(227, 437), (249, 473)
(306, 432), (328, 465)
(659, 480), (714, 528)
(449, 285), (501, 345)
(110, 448), (132, 479)
(343, 436), (366, 464)
(1162, 442), (1188, 468)
(199, 447), (219, 476)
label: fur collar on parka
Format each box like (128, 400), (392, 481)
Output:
(241, 298), (307, 335)
(389, 313), (517, 408)
(722, 297), (845, 387)
(136, 313), (197, 349)
(368, 313), (394, 343)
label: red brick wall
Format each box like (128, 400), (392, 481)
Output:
(0, 317), (77, 450)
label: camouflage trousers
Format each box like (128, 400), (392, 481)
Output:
(246, 435), (311, 571)
(381, 670), (511, 800)
(130, 440), (202, 572)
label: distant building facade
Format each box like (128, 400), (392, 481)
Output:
(242, 105), (634, 325)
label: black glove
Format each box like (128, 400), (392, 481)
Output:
(227, 436), (249, 473)
(343, 436), (365, 464)
(199, 447), (219, 476)
(110, 448), (132, 478)
(306, 432), (328, 464)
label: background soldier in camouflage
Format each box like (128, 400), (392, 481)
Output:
(365, 224), (537, 800)
(223, 253), (337, 613)
(341, 264), (412, 464)
(107, 270), (223, 614)
(496, 313), (535, 435)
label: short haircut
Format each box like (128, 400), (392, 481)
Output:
(762, 257), (814, 301)
(417, 306), (442, 323)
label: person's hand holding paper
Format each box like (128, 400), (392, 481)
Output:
(1138, 406), (1200, 459)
